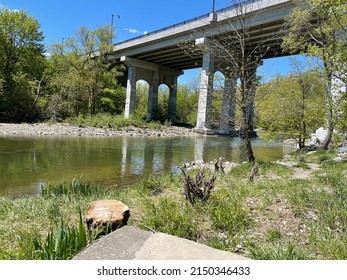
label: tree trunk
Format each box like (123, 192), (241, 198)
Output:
(322, 116), (333, 149)
(242, 106), (255, 162)
(243, 128), (255, 162)
(322, 75), (334, 149)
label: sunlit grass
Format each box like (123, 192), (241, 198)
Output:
(67, 113), (167, 130)
(1, 151), (347, 260)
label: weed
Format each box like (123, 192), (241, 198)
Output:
(140, 197), (199, 240)
(208, 189), (253, 235)
(266, 229), (282, 242)
(248, 242), (312, 260)
(30, 210), (87, 260)
(42, 177), (108, 198)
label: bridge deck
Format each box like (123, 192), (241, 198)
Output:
(109, 0), (294, 70)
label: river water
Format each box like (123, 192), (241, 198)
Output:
(0, 135), (288, 197)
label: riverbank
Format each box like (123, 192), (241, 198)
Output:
(1, 149), (346, 260)
(0, 122), (199, 137)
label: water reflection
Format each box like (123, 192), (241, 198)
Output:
(0, 135), (289, 197)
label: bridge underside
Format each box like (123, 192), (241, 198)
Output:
(108, 0), (296, 134)
(113, 18), (289, 72)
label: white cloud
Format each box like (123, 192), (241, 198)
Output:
(43, 52), (51, 58)
(0, 4), (19, 12)
(123, 27), (147, 35)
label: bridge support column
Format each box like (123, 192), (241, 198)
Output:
(146, 71), (159, 121)
(168, 76), (178, 123)
(218, 69), (237, 135)
(124, 66), (137, 119)
(195, 38), (215, 133)
(121, 56), (183, 122)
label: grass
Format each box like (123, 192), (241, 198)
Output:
(66, 113), (167, 130)
(1, 150), (347, 260)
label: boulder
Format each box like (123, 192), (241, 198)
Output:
(85, 200), (130, 231)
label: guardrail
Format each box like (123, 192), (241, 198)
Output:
(114, 0), (258, 46)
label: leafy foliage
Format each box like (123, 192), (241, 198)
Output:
(256, 70), (326, 148)
(0, 9), (46, 121)
(282, 0), (347, 148)
(47, 26), (124, 120)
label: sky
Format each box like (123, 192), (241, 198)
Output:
(0, 0), (306, 83)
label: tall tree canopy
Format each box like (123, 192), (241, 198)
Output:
(282, 0), (347, 148)
(0, 9), (46, 121)
(256, 69), (326, 149)
(48, 26), (124, 120)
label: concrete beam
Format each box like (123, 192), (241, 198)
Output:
(120, 56), (183, 77)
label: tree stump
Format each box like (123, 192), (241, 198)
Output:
(85, 200), (130, 231)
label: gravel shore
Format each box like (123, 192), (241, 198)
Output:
(0, 122), (200, 137)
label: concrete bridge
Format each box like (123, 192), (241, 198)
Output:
(109, 0), (296, 134)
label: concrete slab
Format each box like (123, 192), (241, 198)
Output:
(73, 226), (249, 260)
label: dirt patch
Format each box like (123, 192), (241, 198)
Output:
(244, 196), (312, 248)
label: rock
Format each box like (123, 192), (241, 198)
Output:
(85, 200), (130, 231)
(338, 145), (347, 153)
(313, 127), (328, 143)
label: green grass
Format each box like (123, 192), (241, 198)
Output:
(67, 113), (168, 130)
(1, 152), (347, 260)
(31, 210), (87, 260)
(248, 242), (312, 260)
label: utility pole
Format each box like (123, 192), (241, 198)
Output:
(212, 0), (216, 12)
(111, 14), (120, 44)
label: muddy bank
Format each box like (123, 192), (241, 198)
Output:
(0, 123), (200, 138)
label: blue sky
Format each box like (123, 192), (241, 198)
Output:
(0, 0), (306, 83)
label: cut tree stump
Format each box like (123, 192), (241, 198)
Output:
(85, 200), (130, 231)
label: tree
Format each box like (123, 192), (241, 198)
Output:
(176, 83), (199, 125)
(282, 0), (347, 148)
(48, 26), (123, 119)
(0, 9), (46, 121)
(256, 66), (326, 149)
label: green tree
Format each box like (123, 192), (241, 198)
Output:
(133, 81), (149, 119)
(48, 26), (123, 119)
(0, 9), (46, 121)
(282, 0), (347, 148)
(257, 69), (326, 149)
(176, 84), (198, 125)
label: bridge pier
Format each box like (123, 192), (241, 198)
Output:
(194, 37), (264, 136)
(147, 71), (159, 121)
(218, 68), (237, 135)
(195, 38), (215, 134)
(121, 56), (183, 122)
(124, 66), (137, 119)
(168, 76), (178, 123)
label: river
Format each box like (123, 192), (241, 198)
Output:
(0, 135), (288, 197)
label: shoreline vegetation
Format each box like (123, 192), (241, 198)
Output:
(0, 115), (200, 138)
(0, 121), (346, 260)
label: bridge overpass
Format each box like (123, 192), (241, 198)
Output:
(109, 0), (296, 134)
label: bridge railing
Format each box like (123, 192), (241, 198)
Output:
(114, 13), (210, 46)
(114, 0), (257, 46)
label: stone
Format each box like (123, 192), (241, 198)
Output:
(314, 127), (328, 143)
(85, 200), (130, 231)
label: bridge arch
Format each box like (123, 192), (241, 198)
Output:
(157, 84), (170, 121)
(121, 56), (182, 123)
(135, 80), (150, 119)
